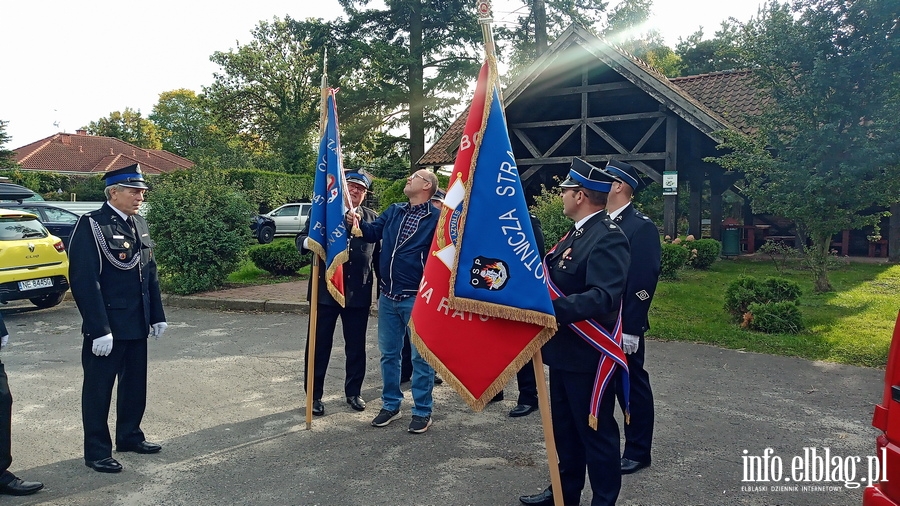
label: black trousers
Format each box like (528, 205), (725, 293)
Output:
(304, 304), (369, 399)
(615, 335), (654, 463)
(550, 368), (620, 506)
(515, 362), (538, 405)
(0, 361), (14, 485)
(82, 338), (148, 462)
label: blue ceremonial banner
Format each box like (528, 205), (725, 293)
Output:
(306, 89), (349, 306)
(447, 80), (555, 325)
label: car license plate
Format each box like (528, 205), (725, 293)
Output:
(18, 278), (53, 291)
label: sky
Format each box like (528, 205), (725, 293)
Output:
(0, 0), (765, 149)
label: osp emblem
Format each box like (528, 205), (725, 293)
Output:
(470, 256), (510, 291)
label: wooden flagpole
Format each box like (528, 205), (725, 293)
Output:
(476, 3), (563, 505)
(306, 49), (329, 430)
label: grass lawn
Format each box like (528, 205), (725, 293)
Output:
(226, 238), (310, 285)
(650, 257), (900, 369)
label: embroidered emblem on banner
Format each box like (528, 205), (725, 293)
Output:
(636, 289), (650, 301)
(470, 256), (509, 290)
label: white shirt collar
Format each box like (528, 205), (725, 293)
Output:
(108, 203), (130, 222)
(574, 210), (604, 230)
(606, 202), (631, 222)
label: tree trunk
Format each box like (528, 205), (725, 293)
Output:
(533, 0), (547, 55)
(408, 2), (425, 175)
(807, 232), (833, 292)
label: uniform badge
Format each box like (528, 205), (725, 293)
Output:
(636, 290), (650, 301)
(573, 228), (583, 237)
(470, 256), (510, 290)
(119, 252), (127, 260)
(123, 241), (130, 248)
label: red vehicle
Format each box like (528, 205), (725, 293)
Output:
(866, 311), (900, 505)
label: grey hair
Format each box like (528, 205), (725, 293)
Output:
(104, 184), (130, 200)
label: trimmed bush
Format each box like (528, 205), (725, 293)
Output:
(724, 276), (764, 320)
(688, 238), (721, 269)
(146, 168), (253, 295)
(660, 242), (690, 280)
(249, 240), (309, 275)
(747, 301), (804, 334)
(763, 277), (802, 303)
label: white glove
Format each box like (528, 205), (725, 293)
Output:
(622, 333), (640, 355)
(92, 334), (113, 356)
(1, 335), (8, 349)
(150, 322), (168, 339)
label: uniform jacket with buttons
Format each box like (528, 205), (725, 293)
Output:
(542, 213), (630, 373)
(612, 204), (661, 336)
(68, 202), (165, 341)
(298, 205), (380, 308)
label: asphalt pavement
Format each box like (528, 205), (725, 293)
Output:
(0, 285), (887, 505)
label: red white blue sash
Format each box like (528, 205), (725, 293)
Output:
(545, 234), (630, 430)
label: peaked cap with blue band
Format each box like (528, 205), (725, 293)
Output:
(345, 169), (372, 189)
(102, 163), (148, 189)
(605, 159), (647, 193)
(559, 158), (613, 193)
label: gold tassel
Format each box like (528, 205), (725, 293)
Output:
(350, 211), (362, 237)
(625, 411), (631, 425)
(588, 414), (598, 431)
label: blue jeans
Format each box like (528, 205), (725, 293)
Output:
(378, 294), (434, 417)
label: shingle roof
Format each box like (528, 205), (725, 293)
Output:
(670, 69), (771, 135)
(13, 132), (194, 175)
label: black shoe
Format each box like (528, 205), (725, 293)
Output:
(519, 486), (578, 506)
(85, 457), (123, 473)
(489, 391), (504, 403)
(621, 457), (651, 474)
(311, 399), (325, 416)
(346, 395), (366, 411)
(371, 408), (401, 427)
(117, 441), (162, 454)
(434, 374), (443, 385)
(0, 478), (44, 496)
(509, 404), (538, 417)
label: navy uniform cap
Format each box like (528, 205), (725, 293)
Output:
(605, 160), (647, 193)
(345, 170), (372, 189)
(559, 158), (614, 193)
(102, 163), (148, 189)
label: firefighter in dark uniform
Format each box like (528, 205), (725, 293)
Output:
(0, 313), (44, 496)
(68, 164), (167, 474)
(519, 158), (630, 506)
(604, 160), (662, 475)
(298, 170), (380, 416)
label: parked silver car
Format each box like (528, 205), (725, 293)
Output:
(264, 203), (312, 236)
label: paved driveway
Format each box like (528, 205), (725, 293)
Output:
(0, 302), (882, 505)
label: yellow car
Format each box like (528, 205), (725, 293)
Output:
(0, 208), (70, 309)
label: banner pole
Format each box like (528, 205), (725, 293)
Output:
(476, 2), (562, 504)
(307, 48), (328, 430)
(533, 351), (564, 506)
(306, 261), (321, 430)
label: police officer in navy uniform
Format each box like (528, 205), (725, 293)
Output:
(604, 160), (662, 475)
(69, 163), (167, 474)
(519, 158), (630, 506)
(298, 170), (380, 416)
(0, 313), (44, 496)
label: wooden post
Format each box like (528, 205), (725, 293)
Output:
(532, 351), (564, 506)
(663, 113), (678, 238)
(305, 261), (320, 430)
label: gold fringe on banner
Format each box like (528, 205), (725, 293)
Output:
(305, 241), (349, 308)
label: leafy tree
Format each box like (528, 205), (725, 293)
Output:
(603, 0), (681, 77)
(204, 16), (325, 174)
(149, 89), (210, 158)
(0, 120), (18, 169)
(86, 108), (162, 149)
(497, 0), (610, 73)
(675, 20), (743, 76)
(336, 0), (483, 174)
(710, 0), (900, 292)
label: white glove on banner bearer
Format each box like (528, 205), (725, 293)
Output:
(150, 322), (168, 339)
(0, 334), (8, 349)
(622, 333), (640, 355)
(92, 334), (113, 356)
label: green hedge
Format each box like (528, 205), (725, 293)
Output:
(688, 238), (721, 269)
(660, 243), (690, 280)
(724, 275), (805, 333)
(747, 301), (804, 334)
(248, 240), (309, 275)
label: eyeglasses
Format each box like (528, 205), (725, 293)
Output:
(560, 186), (582, 195)
(409, 173), (428, 182)
(347, 184), (367, 194)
